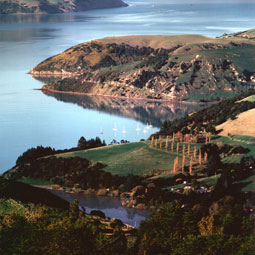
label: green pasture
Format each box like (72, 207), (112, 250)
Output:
(238, 94), (255, 103)
(240, 175), (255, 192)
(55, 140), (203, 177)
(211, 135), (255, 164)
(197, 174), (221, 186)
(17, 177), (52, 186)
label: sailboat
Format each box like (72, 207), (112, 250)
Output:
(122, 127), (127, 134)
(143, 127), (148, 134)
(100, 128), (104, 135)
(113, 123), (117, 132)
(136, 125), (141, 132)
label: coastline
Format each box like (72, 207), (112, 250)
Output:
(33, 183), (151, 210)
(40, 86), (218, 105)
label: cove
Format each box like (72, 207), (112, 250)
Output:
(50, 189), (149, 227)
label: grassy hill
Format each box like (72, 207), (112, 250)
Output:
(48, 134), (255, 193)
(54, 141), (199, 177)
(31, 29), (255, 102)
(0, 0), (127, 14)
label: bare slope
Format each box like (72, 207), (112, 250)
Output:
(97, 34), (254, 52)
(217, 108), (255, 136)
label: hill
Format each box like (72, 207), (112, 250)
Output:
(217, 102), (255, 137)
(31, 29), (255, 102)
(157, 90), (255, 138)
(0, 0), (127, 14)
(0, 176), (69, 209)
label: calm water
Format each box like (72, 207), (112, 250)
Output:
(50, 190), (149, 227)
(1, 0), (255, 172)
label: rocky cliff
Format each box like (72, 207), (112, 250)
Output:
(31, 30), (255, 102)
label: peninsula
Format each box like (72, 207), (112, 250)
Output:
(0, 0), (128, 14)
(31, 29), (255, 102)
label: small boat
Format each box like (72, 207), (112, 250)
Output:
(136, 125), (141, 132)
(122, 127), (127, 134)
(148, 122), (152, 128)
(113, 123), (117, 132)
(100, 128), (104, 135)
(143, 128), (148, 134)
(146, 123), (150, 129)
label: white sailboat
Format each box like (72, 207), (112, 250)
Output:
(122, 127), (127, 134)
(113, 123), (117, 132)
(136, 125), (141, 132)
(143, 127), (148, 134)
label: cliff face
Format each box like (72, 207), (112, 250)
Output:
(0, 0), (127, 14)
(31, 31), (255, 102)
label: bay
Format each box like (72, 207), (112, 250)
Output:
(0, 0), (255, 172)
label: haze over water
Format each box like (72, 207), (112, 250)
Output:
(0, 0), (255, 172)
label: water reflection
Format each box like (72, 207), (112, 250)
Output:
(50, 190), (149, 227)
(42, 90), (208, 127)
(0, 28), (59, 42)
(0, 13), (98, 42)
(0, 13), (97, 25)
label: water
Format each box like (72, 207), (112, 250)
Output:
(50, 190), (149, 227)
(0, 0), (255, 172)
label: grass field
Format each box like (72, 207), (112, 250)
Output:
(238, 95), (255, 103)
(17, 177), (52, 186)
(211, 135), (255, 164)
(50, 135), (255, 192)
(55, 140), (204, 177)
(240, 175), (255, 192)
(197, 174), (221, 186)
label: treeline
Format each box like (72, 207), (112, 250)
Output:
(158, 90), (255, 136)
(0, 200), (128, 255)
(16, 136), (105, 165)
(136, 198), (255, 255)
(1, 195), (254, 255)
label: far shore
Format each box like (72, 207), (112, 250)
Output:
(39, 86), (219, 105)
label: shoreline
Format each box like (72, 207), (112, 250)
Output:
(33, 185), (137, 230)
(33, 184), (150, 210)
(39, 86), (219, 105)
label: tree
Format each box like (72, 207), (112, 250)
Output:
(77, 136), (86, 149)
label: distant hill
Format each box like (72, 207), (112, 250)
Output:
(0, 0), (127, 14)
(220, 29), (255, 40)
(31, 29), (255, 102)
